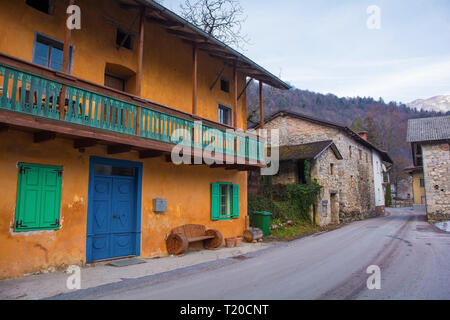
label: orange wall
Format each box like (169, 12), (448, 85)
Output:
(0, 129), (247, 279)
(0, 0), (247, 129)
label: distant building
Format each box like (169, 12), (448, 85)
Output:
(272, 140), (343, 226)
(259, 111), (393, 224)
(407, 116), (450, 221)
(404, 166), (425, 205)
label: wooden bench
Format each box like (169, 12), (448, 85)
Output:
(166, 224), (223, 255)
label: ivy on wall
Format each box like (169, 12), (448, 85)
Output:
(249, 173), (322, 222)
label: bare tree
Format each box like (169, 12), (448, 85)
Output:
(180, 0), (249, 50)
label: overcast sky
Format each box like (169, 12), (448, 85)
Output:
(162, 0), (450, 104)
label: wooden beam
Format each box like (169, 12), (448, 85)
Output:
(259, 80), (264, 129)
(59, 0), (75, 121)
(0, 124), (8, 132)
(139, 150), (164, 159)
(192, 44), (198, 115)
(34, 131), (56, 143)
(233, 60), (238, 128)
(62, 0), (74, 74)
(136, 7), (145, 96)
(238, 78), (253, 101)
(166, 29), (206, 41)
(209, 66), (225, 91)
(107, 145), (132, 154)
(147, 16), (184, 28)
(74, 139), (96, 149)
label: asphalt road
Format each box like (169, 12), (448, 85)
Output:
(54, 207), (450, 300)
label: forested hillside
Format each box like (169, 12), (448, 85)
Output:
(246, 83), (448, 186)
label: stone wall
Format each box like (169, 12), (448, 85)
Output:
(264, 115), (376, 223)
(312, 148), (341, 225)
(422, 142), (450, 222)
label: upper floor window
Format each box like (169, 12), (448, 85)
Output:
(104, 63), (136, 94)
(359, 150), (362, 160)
(26, 0), (54, 15)
(330, 163), (334, 175)
(116, 29), (134, 50)
(220, 78), (230, 93)
(349, 146), (352, 158)
(33, 33), (72, 73)
(218, 104), (232, 126)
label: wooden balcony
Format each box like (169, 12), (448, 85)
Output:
(0, 53), (265, 170)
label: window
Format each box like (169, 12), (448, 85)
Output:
(366, 153), (368, 163)
(15, 163), (62, 231)
(220, 78), (230, 93)
(33, 33), (72, 72)
(359, 150), (362, 160)
(105, 73), (126, 92)
(420, 178), (425, 187)
(116, 29), (134, 50)
(349, 146), (352, 158)
(330, 163), (334, 175)
(26, 0), (54, 14)
(211, 183), (239, 220)
(218, 104), (232, 126)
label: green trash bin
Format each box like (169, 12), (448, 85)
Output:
(252, 211), (272, 236)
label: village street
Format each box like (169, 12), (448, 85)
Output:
(50, 207), (450, 300)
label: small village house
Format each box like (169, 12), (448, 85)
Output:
(257, 111), (392, 224)
(404, 166), (425, 206)
(270, 141), (343, 226)
(0, 0), (289, 279)
(407, 115), (450, 221)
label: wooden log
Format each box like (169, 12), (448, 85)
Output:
(204, 229), (223, 249)
(243, 228), (263, 243)
(166, 233), (189, 255)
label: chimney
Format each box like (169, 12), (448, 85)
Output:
(358, 131), (368, 141)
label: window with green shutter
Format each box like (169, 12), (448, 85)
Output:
(15, 163), (63, 231)
(211, 182), (239, 221)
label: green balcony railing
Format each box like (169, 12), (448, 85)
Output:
(0, 62), (265, 164)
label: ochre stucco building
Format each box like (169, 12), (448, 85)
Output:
(0, 0), (289, 279)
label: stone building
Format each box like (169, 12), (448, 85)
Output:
(407, 116), (450, 222)
(272, 141), (343, 225)
(404, 166), (425, 205)
(261, 111), (392, 223)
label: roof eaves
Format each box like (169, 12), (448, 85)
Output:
(140, 0), (291, 90)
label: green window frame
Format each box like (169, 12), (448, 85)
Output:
(211, 182), (239, 221)
(15, 163), (63, 232)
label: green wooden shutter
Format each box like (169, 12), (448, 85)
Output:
(15, 164), (62, 231)
(232, 184), (239, 219)
(211, 183), (220, 221)
(39, 167), (62, 229)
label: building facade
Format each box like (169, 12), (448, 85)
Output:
(263, 111), (392, 223)
(269, 141), (343, 226)
(0, 0), (288, 279)
(407, 116), (450, 222)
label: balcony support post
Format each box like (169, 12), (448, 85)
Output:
(192, 43), (198, 115)
(233, 60), (238, 128)
(58, 0), (75, 121)
(135, 7), (146, 136)
(259, 80), (264, 129)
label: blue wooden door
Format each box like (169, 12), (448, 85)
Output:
(86, 158), (141, 262)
